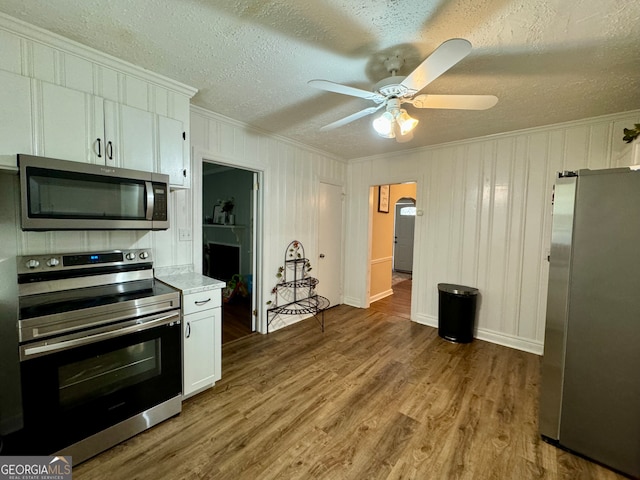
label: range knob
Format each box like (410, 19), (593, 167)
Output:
(125, 252), (136, 261)
(139, 251), (149, 260)
(26, 259), (40, 269)
(46, 257), (60, 267)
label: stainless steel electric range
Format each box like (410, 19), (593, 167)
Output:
(8, 249), (182, 464)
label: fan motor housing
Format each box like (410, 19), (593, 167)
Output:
(374, 75), (412, 98)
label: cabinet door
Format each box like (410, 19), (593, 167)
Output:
(158, 115), (187, 187)
(39, 81), (103, 163)
(183, 308), (216, 397)
(106, 102), (154, 172)
(0, 70), (33, 170)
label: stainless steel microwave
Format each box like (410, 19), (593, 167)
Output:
(18, 154), (169, 231)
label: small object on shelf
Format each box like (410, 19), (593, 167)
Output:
(266, 240), (329, 333)
(212, 205), (225, 224)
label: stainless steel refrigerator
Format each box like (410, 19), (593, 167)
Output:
(540, 167), (640, 478)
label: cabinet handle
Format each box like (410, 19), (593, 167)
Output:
(185, 322), (191, 338)
(194, 298), (211, 306)
(107, 141), (113, 160)
(96, 138), (102, 158)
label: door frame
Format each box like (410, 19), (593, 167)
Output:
(365, 179), (420, 318)
(192, 150), (265, 333)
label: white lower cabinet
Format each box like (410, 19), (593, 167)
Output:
(182, 289), (222, 398)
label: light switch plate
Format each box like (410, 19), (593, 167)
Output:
(179, 229), (192, 241)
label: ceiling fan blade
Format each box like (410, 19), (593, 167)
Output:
(319, 104), (384, 131)
(308, 79), (385, 103)
(411, 94), (498, 110)
(401, 39), (472, 94)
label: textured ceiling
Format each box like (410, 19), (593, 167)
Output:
(1, 0), (639, 160)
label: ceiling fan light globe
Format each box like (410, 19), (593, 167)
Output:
(396, 130), (414, 143)
(397, 110), (419, 135)
(373, 112), (395, 138)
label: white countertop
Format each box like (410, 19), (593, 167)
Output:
(156, 272), (225, 295)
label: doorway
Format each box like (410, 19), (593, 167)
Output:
(369, 183), (416, 319)
(202, 162), (257, 344)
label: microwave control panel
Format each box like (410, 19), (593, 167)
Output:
(152, 183), (168, 221)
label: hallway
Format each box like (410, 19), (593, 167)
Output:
(368, 277), (412, 319)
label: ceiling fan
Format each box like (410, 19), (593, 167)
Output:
(308, 39), (498, 142)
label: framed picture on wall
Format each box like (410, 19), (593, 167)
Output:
(378, 185), (390, 213)
(213, 205), (225, 224)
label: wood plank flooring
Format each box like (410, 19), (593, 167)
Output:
(368, 279), (412, 319)
(74, 304), (625, 480)
(222, 297), (253, 344)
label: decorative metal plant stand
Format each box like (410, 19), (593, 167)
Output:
(266, 240), (330, 333)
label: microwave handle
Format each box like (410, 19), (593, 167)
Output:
(145, 181), (154, 220)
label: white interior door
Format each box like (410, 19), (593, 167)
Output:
(318, 182), (343, 307)
(393, 198), (415, 273)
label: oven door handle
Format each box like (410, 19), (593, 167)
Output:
(21, 312), (180, 360)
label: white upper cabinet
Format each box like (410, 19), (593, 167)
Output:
(36, 80), (186, 183)
(38, 81), (154, 171)
(108, 101), (154, 172)
(38, 81), (103, 164)
(0, 70), (33, 170)
(158, 114), (187, 187)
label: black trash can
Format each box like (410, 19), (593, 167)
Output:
(437, 283), (479, 343)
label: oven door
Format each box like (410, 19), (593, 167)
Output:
(16, 311), (181, 455)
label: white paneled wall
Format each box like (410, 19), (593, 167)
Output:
(345, 110), (640, 354)
(190, 106), (346, 332)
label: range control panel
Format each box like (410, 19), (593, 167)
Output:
(17, 249), (152, 275)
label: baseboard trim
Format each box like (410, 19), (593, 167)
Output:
(343, 296), (365, 308)
(267, 313), (311, 332)
(413, 314), (544, 355)
(369, 289), (393, 303)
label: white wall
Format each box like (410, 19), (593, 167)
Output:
(190, 106), (346, 332)
(344, 110), (640, 354)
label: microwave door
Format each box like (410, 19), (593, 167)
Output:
(18, 154), (169, 231)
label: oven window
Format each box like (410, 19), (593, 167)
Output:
(58, 339), (161, 409)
